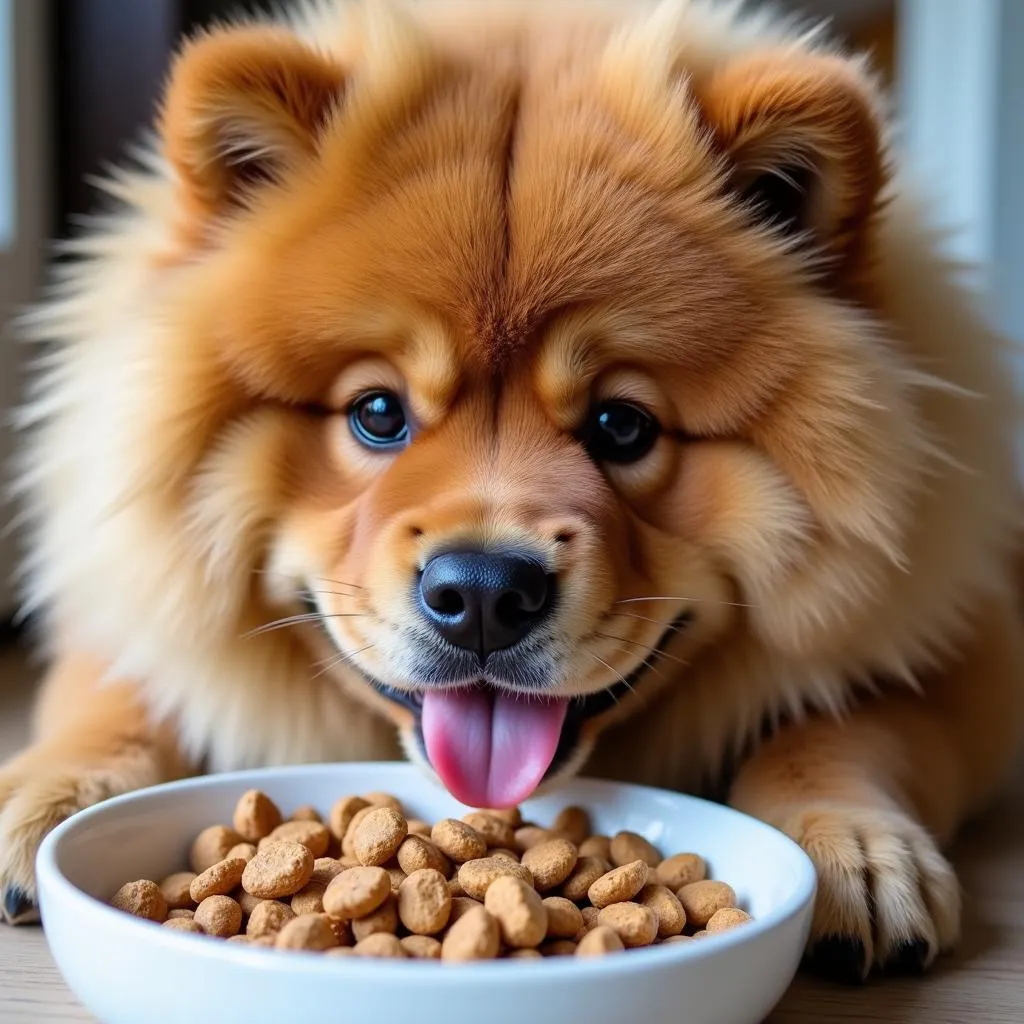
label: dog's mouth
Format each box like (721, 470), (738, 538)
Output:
(364, 616), (690, 808)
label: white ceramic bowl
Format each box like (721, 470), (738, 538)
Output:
(36, 763), (815, 1024)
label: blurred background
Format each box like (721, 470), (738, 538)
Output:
(0, 0), (1022, 623)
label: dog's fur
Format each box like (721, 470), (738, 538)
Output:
(2, 0), (1022, 981)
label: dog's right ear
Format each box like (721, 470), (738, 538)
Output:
(160, 26), (346, 225)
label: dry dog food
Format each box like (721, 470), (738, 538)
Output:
(108, 790), (752, 961)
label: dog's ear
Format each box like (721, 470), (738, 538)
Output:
(160, 26), (346, 224)
(698, 52), (887, 269)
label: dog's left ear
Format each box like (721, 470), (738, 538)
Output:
(698, 52), (887, 270)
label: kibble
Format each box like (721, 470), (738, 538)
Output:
(232, 790), (282, 842)
(432, 819), (487, 863)
(677, 880), (738, 928)
(241, 841), (314, 899)
(110, 880), (167, 922)
(108, 789), (749, 965)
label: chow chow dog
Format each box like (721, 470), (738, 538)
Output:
(1, 0), (1021, 982)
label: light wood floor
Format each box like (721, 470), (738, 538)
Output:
(1, 641), (1021, 1023)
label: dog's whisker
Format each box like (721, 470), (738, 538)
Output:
(242, 612), (364, 639)
(593, 630), (688, 671)
(311, 644), (375, 681)
(615, 595), (756, 610)
(610, 610), (689, 633)
(585, 651), (639, 705)
(253, 569), (364, 590)
(316, 576), (364, 590)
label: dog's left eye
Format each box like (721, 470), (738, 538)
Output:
(583, 400), (660, 464)
(349, 391), (409, 448)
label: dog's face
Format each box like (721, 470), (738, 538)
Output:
(152, 4), (915, 805)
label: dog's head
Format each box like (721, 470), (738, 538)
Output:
(63, 2), (927, 803)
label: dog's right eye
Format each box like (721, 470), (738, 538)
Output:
(349, 391), (409, 448)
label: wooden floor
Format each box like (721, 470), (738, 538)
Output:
(1, 640), (1022, 1023)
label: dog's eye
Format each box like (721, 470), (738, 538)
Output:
(583, 401), (660, 464)
(349, 391), (409, 448)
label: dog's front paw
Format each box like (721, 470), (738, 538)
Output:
(781, 805), (960, 983)
(0, 761), (128, 925)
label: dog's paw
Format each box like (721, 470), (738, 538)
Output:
(0, 762), (126, 925)
(781, 804), (960, 983)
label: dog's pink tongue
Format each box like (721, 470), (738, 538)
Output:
(421, 689), (568, 809)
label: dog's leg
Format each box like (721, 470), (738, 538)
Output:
(0, 652), (191, 924)
(730, 598), (1023, 982)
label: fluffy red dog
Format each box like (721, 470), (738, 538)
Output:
(2, 0), (1021, 982)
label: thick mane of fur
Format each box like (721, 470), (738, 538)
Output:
(10, 0), (1022, 790)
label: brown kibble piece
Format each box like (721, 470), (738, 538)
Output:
(513, 826), (554, 853)
(226, 934), (250, 944)
(490, 848), (519, 863)
(353, 807), (408, 866)
(352, 893), (399, 941)
(249, 935), (276, 948)
(610, 831), (661, 868)
(362, 792), (402, 810)
(238, 890), (264, 916)
(291, 882), (326, 915)
(541, 940), (578, 957)
(457, 857), (533, 900)
(639, 884), (686, 938)
(706, 907), (752, 934)
(521, 838), (577, 891)
(226, 843), (258, 862)
(190, 858), (246, 903)
(656, 853), (706, 890)
(580, 906), (601, 932)
(386, 865), (407, 893)
(310, 857), (347, 887)
(110, 880), (167, 923)
(398, 869), (452, 935)
(194, 895), (242, 938)
(401, 935), (442, 959)
(507, 948), (543, 960)
(274, 913), (337, 951)
(449, 875), (466, 898)
(543, 896), (584, 939)
(245, 899), (295, 939)
(677, 880), (737, 928)
(267, 820), (331, 858)
(354, 933), (407, 958)
(322, 865), (390, 919)
(578, 835), (612, 861)
(432, 819), (488, 863)
(576, 925), (625, 957)
(341, 806), (377, 859)
(477, 807), (522, 827)
(560, 856), (607, 903)
(552, 806), (591, 846)
(692, 929), (709, 939)
(329, 795), (371, 841)
(441, 906), (500, 962)
(167, 908), (195, 920)
(158, 872), (196, 911)
(163, 918), (204, 933)
(462, 812), (516, 850)
(662, 934), (693, 944)
(397, 835), (451, 877)
(326, 915), (353, 947)
(587, 860), (648, 908)
(232, 790), (283, 842)
(190, 825), (244, 874)
(242, 841), (314, 899)
(484, 876), (547, 949)
(290, 805), (322, 823)
(406, 819), (432, 837)
(598, 902), (659, 948)
(449, 896), (483, 926)
(324, 946), (356, 957)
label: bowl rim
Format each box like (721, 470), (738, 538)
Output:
(36, 762), (817, 986)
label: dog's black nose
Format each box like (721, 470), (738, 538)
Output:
(418, 551), (552, 661)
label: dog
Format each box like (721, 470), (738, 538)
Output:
(1, 0), (1021, 983)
